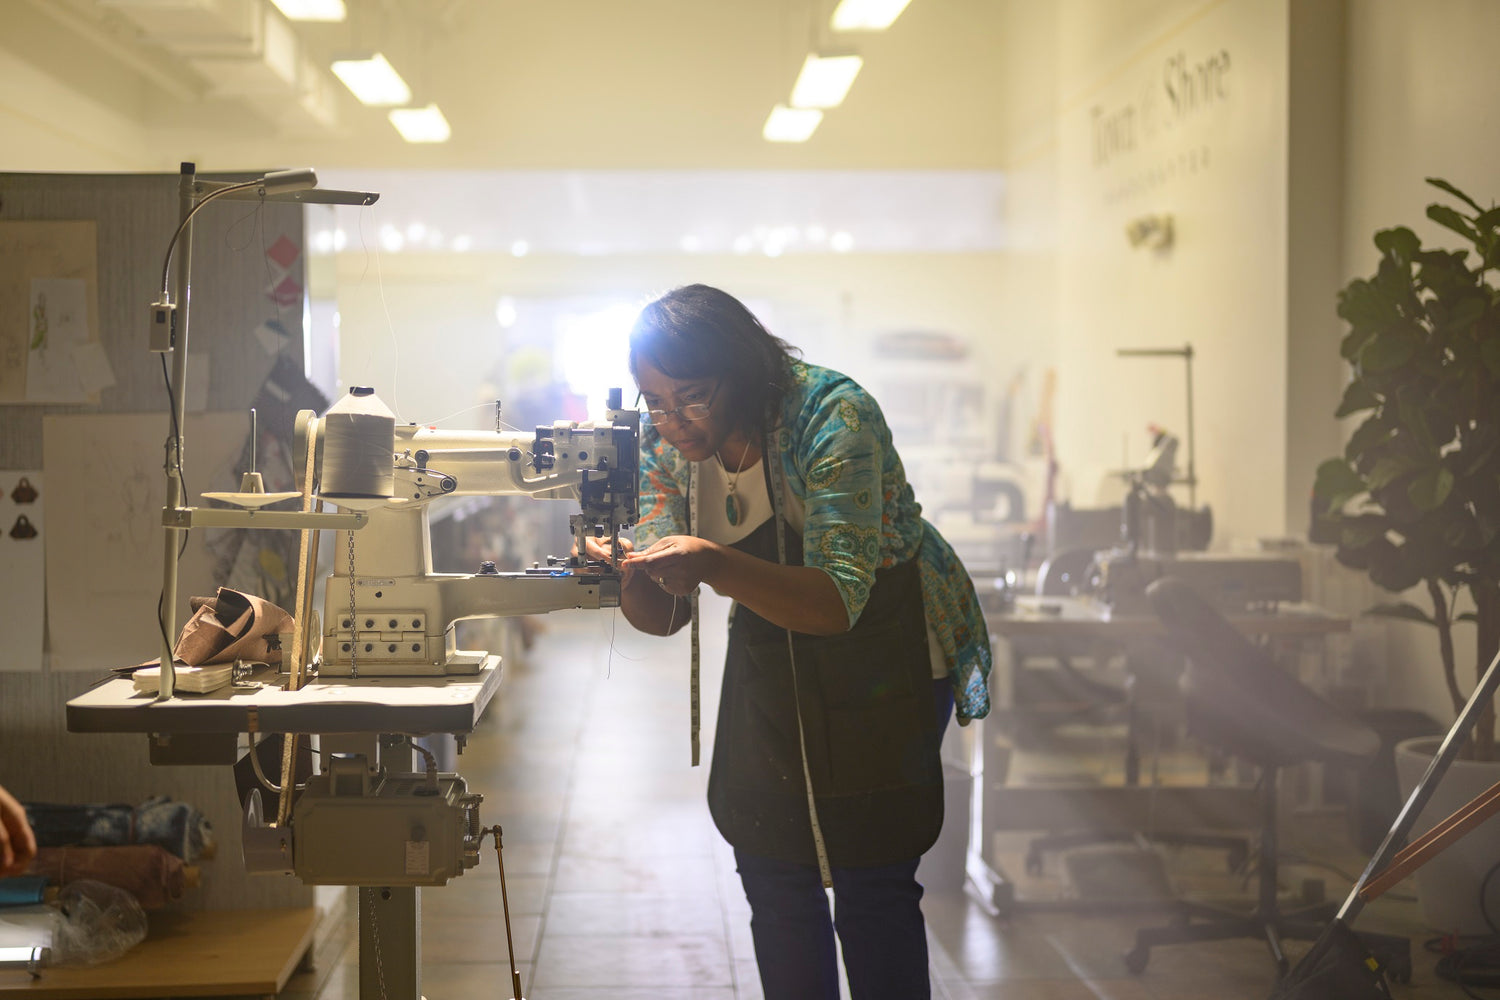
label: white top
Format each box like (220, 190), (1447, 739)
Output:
(696, 456), (947, 679)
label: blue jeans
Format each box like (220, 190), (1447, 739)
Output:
(733, 679), (953, 999)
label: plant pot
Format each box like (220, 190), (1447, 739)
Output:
(1393, 736), (1500, 936)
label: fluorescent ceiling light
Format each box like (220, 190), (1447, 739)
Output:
(388, 104), (451, 142)
(831, 0), (913, 30)
(763, 105), (823, 143)
(791, 53), (863, 108)
(270, 0), (347, 21)
(331, 53), (411, 106)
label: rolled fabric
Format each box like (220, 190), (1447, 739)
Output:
(24, 796), (215, 863)
(27, 845), (189, 911)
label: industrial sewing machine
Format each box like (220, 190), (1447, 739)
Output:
(72, 382), (640, 999)
(301, 386), (639, 677)
(233, 383), (639, 875)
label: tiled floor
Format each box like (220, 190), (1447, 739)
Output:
(282, 598), (1471, 999)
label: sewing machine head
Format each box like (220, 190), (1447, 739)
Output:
(295, 387), (639, 677)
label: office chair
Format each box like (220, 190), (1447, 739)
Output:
(1021, 554), (1248, 876)
(1004, 549), (1125, 751)
(1123, 577), (1411, 979)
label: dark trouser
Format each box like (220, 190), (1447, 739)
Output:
(734, 679), (954, 1000)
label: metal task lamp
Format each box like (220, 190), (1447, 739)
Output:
(149, 162), (379, 699)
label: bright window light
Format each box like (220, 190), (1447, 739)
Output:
(557, 303), (639, 403)
(270, 0), (346, 21)
(791, 53), (863, 109)
(388, 104), (451, 143)
(495, 297), (518, 328)
(331, 53), (411, 106)
(831, 0), (913, 30)
(763, 104), (823, 143)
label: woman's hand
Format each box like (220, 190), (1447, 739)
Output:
(623, 535), (723, 596)
(576, 534), (636, 576)
(618, 536), (848, 636)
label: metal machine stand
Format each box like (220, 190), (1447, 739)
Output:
(360, 887), (421, 999)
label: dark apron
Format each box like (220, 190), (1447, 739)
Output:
(705, 514), (944, 868)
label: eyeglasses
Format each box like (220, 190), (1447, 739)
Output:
(640, 381), (721, 424)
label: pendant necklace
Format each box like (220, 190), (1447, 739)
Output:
(717, 445), (752, 527)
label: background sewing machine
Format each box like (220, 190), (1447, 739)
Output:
(1070, 427), (1300, 616)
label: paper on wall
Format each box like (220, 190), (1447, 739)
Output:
(26, 277), (89, 403)
(69, 341), (116, 395)
(42, 412), (248, 672)
(186, 353), (210, 413)
(0, 471), (45, 672)
(0, 220), (99, 404)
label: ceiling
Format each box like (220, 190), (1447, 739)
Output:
(9, 0), (1015, 172)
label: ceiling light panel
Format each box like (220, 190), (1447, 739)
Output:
(830, 0), (914, 30)
(790, 53), (863, 108)
(388, 104), (451, 143)
(270, 0), (346, 20)
(332, 53), (411, 105)
(763, 105), (823, 143)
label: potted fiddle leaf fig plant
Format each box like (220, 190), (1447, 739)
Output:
(1311, 178), (1500, 933)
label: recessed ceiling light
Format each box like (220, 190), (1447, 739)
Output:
(331, 53), (411, 106)
(270, 0), (347, 21)
(763, 104), (823, 143)
(831, 0), (913, 30)
(388, 105), (451, 143)
(790, 53), (863, 109)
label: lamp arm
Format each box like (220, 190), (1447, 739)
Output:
(158, 178), (261, 300)
(158, 169), (318, 299)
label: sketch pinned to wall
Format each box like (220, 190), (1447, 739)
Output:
(26, 277), (92, 402)
(42, 412), (248, 672)
(0, 471), (45, 671)
(0, 221), (102, 404)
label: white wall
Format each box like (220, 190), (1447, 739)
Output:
(1050, 0), (1293, 545)
(1340, 0), (1500, 722)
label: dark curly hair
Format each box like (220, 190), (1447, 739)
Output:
(628, 284), (800, 439)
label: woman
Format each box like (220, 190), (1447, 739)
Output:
(594, 284), (991, 999)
